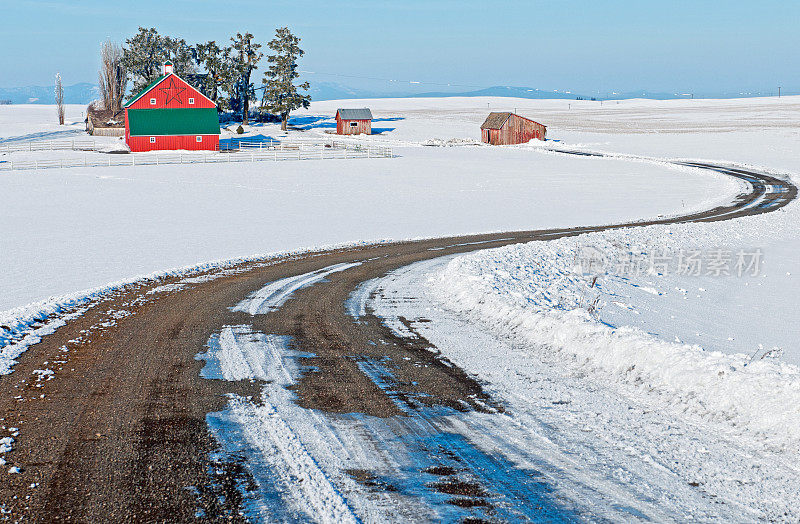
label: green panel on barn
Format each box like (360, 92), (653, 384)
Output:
(127, 108), (220, 136)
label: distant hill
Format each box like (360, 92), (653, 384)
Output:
(307, 82), (586, 101)
(308, 82), (396, 101)
(0, 83), (98, 105)
(411, 86), (582, 100)
(0, 81), (787, 105)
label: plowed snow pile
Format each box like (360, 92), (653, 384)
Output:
(430, 203), (800, 450)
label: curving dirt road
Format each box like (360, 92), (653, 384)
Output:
(0, 160), (794, 521)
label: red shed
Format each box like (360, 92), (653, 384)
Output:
(336, 108), (373, 135)
(481, 112), (546, 145)
(123, 62), (220, 152)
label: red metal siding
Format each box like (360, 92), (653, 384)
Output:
(127, 75), (216, 110)
(336, 117), (372, 135)
(127, 134), (219, 152)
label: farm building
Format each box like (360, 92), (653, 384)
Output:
(336, 108), (373, 135)
(85, 104), (124, 137)
(123, 61), (220, 152)
(481, 112), (546, 145)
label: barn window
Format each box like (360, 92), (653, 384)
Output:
(150, 137), (156, 143)
(196, 136), (202, 142)
(349, 122), (358, 127)
(149, 98), (156, 105)
(188, 98), (195, 105)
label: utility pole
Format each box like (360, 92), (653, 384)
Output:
(778, 87), (782, 98)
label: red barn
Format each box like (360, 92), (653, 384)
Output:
(123, 61), (220, 152)
(336, 108), (373, 135)
(481, 112), (546, 145)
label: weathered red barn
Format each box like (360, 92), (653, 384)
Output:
(123, 61), (220, 152)
(336, 108), (373, 135)
(481, 112), (546, 145)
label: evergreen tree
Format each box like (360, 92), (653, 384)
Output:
(122, 27), (164, 94)
(260, 27), (311, 131)
(122, 27), (197, 95)
(162, 36), (197, 78)
(229, 32), (262, 124)
(195, 41), (235, 110)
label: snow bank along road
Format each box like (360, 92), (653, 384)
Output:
(0, 160), (794, 521)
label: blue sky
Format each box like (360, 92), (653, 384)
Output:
(1, 0), (797, 95)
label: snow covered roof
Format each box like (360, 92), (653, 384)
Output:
(337, 108), (373, 120)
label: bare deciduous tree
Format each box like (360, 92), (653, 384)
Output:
(99, 41), (127, 112)
(55, 73), (64, 125)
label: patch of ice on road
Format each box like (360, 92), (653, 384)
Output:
(196, 325), (299, 384)
(146, 283), (186, 294)
(32, 369), (54, 381)
(210, 396), (359, 524)
(201, 324), (428, 522)
(232, 262), (362, 316)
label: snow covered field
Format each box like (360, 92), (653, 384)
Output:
(0, 102), (740, 312)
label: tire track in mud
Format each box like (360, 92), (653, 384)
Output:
(0, 160), (793, 521)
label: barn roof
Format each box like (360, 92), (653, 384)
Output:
(127, 107), (220, 136)
(481, 112), (546, 130)
(337, 108), (373, 120)
(123, 73), (216, 109)
(480, 112), (512, 129)
(123, 75), (168, 108)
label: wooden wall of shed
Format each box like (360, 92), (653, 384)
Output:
(337, 119), (372, 135)
(498, 115), (546, 144)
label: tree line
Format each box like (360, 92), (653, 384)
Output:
(100, 27), (310, 130)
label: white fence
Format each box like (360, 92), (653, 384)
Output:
(0, 142), (393, 172)
(0, 139), (100, 153)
